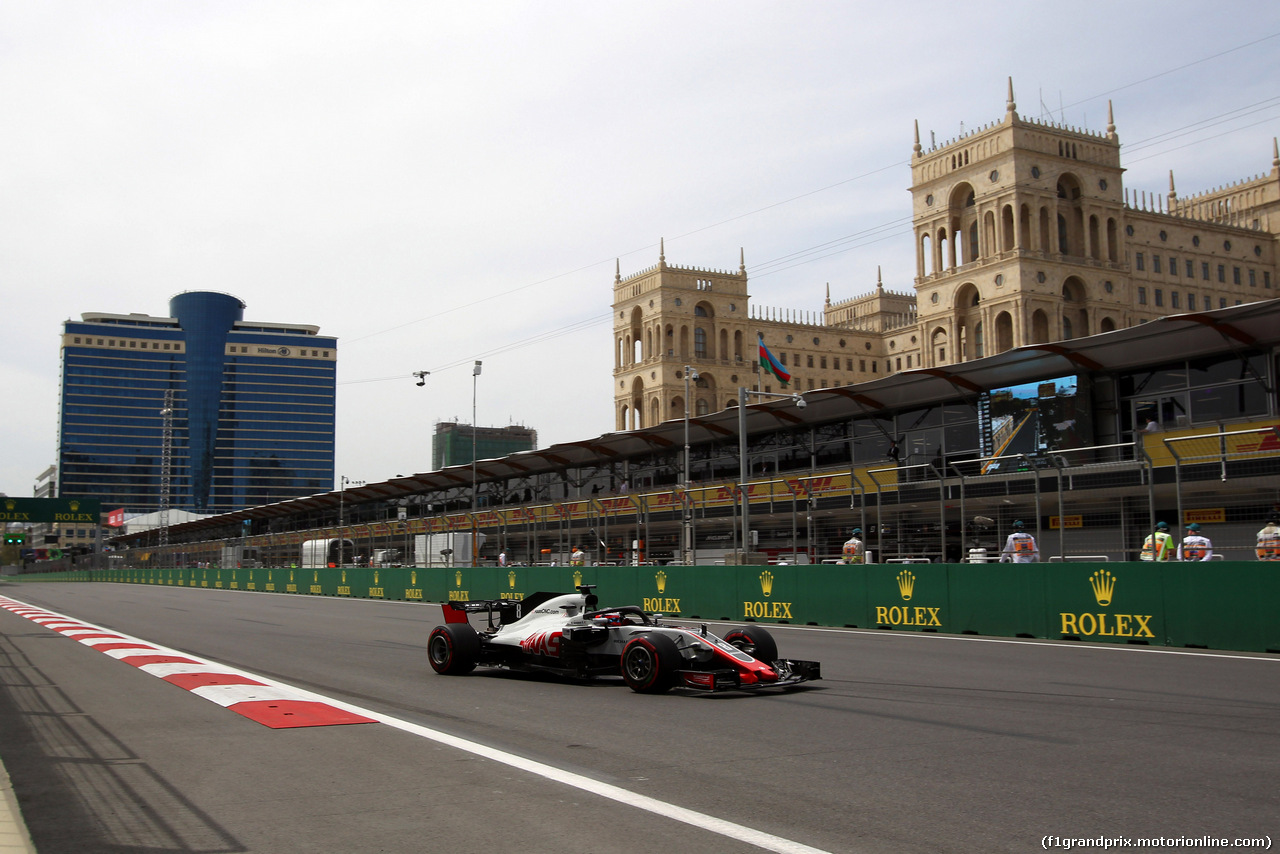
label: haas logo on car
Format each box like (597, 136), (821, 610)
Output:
(520, 631), (562, 657)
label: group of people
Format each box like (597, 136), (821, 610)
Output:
(835, 516), (1280, 564)
(496, 547), (586, 567)
(1138, 521), (1214, 561)
(487, 518), (1280, 567)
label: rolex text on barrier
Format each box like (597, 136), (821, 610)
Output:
(13, 561), (1280, 654)
(0, 497), (101, 524)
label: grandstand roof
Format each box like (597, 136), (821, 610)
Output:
(131, 298), (1280, 539)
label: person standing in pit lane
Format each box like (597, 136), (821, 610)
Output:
(1140, 521), (1174, 561)
(999, 520), (1039, 563)
(840, 528), (865, 565)
(1255, 518), (1280, 561)
(569, 546), (585, 566)
(1177, 522), (1214, 561)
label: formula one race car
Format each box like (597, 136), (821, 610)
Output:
(427, 585), (821, 693)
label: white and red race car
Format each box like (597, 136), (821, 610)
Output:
(427, 585), (821, 693)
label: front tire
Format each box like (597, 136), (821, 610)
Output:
(723, 625), (778, 664)
(428, 623), (481, 675)
(621, 633), (680, 693)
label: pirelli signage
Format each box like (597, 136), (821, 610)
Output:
(0, 497), (102, 524)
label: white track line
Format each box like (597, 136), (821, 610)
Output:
(0, 595), (834, 854)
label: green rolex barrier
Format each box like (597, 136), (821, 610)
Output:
(10, 561), (1280, 654)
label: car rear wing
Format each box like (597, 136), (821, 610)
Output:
(441, 590), (564, 627)
(441, 599), (522, 626)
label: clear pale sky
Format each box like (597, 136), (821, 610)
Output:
(3, 2), (1278, 497)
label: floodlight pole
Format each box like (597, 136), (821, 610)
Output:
(737, 386), (805, 562)
(683, 366), (699, 563)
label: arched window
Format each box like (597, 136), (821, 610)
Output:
(629, 306), (644, 364)
(1031, 309), (1049, 344)
(630, 377), (646, 429)
(694, 327), (707, 358)
(995, 312), (1013, 353)
(1056, 175), (1084, 255)
(931, 327), (948, 365)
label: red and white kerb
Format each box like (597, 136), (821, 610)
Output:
(0, 595), (375, 729)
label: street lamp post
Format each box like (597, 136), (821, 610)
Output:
(737, 386), (806, 563)
(339, 475), (364, 566)
(682, 366), (699, 564)
(471, 360), (482, 511)
(471, 360), (482, 568)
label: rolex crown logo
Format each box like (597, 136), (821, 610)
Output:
(341, 570), (347, 584)
(573, 570), (583, 586)
(1089, 570), (1116, 607)
(411, 570), (417, 586)
(655, 570), (667, 594)
(373, 571), (379, 585)
(4, 500), (13, 511)
(759, 570), (774, 598)
(897, 570), (916, 601)
(314, 571), (319, 583)
(508, 570), (516, 589)
(69, 500), (80, 511)
(455, 570), (462, 587)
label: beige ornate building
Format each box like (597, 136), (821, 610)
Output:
(613, 81), (1280, 431)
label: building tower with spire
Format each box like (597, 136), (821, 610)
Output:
(612, 82), (1279, 430)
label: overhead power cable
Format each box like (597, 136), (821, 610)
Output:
(339, 33), (1280, 386)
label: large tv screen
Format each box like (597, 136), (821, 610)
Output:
(978, 375), (1090, 463)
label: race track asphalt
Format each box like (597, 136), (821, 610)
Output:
(1, 580), (1276, 854)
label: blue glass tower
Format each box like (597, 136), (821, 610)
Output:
(59, 292), (336, 513)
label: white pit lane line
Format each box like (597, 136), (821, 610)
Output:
(0, 596), (832, 854)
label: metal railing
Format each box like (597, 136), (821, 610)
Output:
(34, 425), (1280, 572)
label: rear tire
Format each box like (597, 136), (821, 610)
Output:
(723, 625), (778, 664)
(428, 623), (481, 675)
(621, 633), (680, 693)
